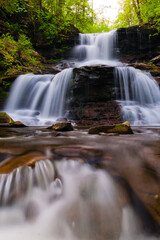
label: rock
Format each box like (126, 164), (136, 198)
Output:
(56, 117), (67, 122)
(69, 65), (122, 127)
(49, 122), (73, 131)
(0, 112), (14, 124)
(129, 62), (160, 72)
(12, 121), (26, 127)
(117, 27), (160, 63)
(0, 152), (48, 174)
(0, 112), (26, 127)
(88, 122), (133, 135)
(150, 55), (160, 65)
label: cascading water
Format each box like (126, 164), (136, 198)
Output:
(114, 67), (160, 125)
(5, 69), (73, 126)
(0, 159), (158, 240)
(1, 29), (160, 240)
(72, 30), (121, 66)
(72, 31), (160, 126)
(4, 30), (160, 126)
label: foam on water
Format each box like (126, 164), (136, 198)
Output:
(0, 160), (158, 240)
(114, 67), (160, 125)
(5, 69), (73, 126)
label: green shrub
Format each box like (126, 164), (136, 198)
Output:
(0, 33), (43, 76)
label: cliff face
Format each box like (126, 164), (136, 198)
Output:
(69, 65), (122, 126)
(116, 26), (160, 63)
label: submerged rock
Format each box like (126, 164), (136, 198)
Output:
(88, 122), (133, 135)
(49, 121), (73, 131)
(0, 112), (26, 127)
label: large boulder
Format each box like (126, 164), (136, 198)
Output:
(117, 26), (160, 63)
(69, 65), (122, 127)
(88, 122), (133, 135)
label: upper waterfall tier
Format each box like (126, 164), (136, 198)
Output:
(72, 31), (121, 66)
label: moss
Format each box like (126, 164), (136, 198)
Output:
(88, 122), (133, 135)
(0, 112), (6, 117)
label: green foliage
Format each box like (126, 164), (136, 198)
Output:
(0, 33), (43, 76)
(113, 0), (160, 32)
(84, 19), (111, 33)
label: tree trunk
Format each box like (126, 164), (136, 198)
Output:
(132, 0), (143, 25)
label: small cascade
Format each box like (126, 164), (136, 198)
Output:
(73, 31), (120, 66)
(0, 160), (120, 240)
(5, 68), (73, 125)
(0, 160), (55, 205)
(0, 160), (158, 240)
(115, 67), (160, 125)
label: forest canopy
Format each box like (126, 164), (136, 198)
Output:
(114, 0), (160, 31)
(0, 0), (160, 80)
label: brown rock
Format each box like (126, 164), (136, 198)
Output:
(0, 112), (14, 124)
(0, 112), (26, 127)
(88, 122), (133, 135)
(0, 152), (48, 174)
(49, 122), (73, 131)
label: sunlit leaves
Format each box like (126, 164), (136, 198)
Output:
(113, 0), (160, 31)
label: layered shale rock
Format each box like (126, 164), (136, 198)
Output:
(69, 65), (122, 127)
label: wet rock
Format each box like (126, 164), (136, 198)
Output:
(69, 65), (122, 127)
(0, 152), (48, 174)
(56, 117), (67, 122)
(88, 122), (133, 135)
(129, 63), (160, 76)
(12, 121), (26, 127)
(0, 112), (14, 124)
(0, 152), (14, 162)
(0, 112), (26, 127)
(117, 27), (160, 62)
(150, 55), (160, 65)
(49, 122), (73, 131)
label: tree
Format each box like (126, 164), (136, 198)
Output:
(113, 0), (160, 31)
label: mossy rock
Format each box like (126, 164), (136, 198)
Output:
(0, 112), (14, 124)
(49, 122), (73, 131)
(0, 112), (26, 127)
(88, 121), (133, 135)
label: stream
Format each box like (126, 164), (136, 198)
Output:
(0, 30), (160, 239)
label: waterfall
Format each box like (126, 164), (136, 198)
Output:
(0, 159), (158, 240)
(0, 160), (119, 240)
(115, 67), (160, 125)
(4, 30), (160, 126)
(0, 160), (55, 205)
(73, 30), (120, 66)
(5, 69), (73, 125)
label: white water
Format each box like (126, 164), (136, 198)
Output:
(73, 31), (121, 67)
(0, 160), (158, 240)
(5, 69), (73, 126)
(4, 30), (160, 126)
(73, 32), (160, 125)
(115, 67), (160, 125)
